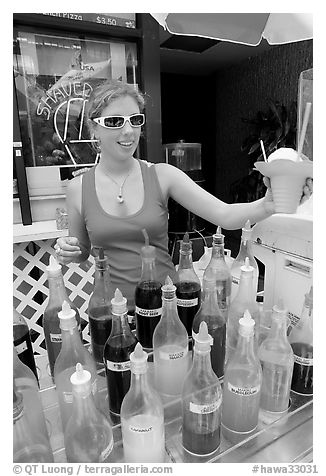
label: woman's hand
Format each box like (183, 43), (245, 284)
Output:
(54, 236), (82, 265)
(262, 176), (313, 214)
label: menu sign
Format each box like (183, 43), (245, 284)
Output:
(41, 13), (136, 29)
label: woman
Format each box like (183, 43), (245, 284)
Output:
(55, 80), (312, 309)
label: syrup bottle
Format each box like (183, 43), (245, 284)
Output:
(203, 226), (232, 322)
(153, 276), (189, 396)
(88, 247), (112, 364)
(13, 347), (49, 441)
(13, 386), (54, 463)
(222, 310), (262, 444)
(289, 286), (313, 395)
(175, 232), (201, 335)
(54, 301), (98, 431)
(258, 300), (294, 414)
(135, 230), (162, 349)
(121, 343), (165, 463)
(182, 322), (222, 456)
(13, 307), (38, 380)
(43, 255), (81, 376)
(192, 268), (226, 379)
(103, 288), (137, 416)
(226, 257), (261, 363)
(230, 220), (259, 301)
(64, 363), (114, 463)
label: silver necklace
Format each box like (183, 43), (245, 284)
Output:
(100, 163), (134, 204)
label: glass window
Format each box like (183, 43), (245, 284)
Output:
(13, 31), (139, 182)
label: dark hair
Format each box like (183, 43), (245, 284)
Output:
(86, 80), (145, 135)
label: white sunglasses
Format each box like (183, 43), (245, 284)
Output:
(93, 113), (145, 129)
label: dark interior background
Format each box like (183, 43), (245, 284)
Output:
(160, 39), (313, 255)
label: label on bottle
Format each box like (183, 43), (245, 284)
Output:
(177, 298), (198, 307)
(106, 360), (131, 372)
(159, 347), (188, 361)
(232, 276), (240, 285)
(288, 311), (300, 328)
(189, 398), (222, 414)
(129, 425), (153, 433)
(14, 340), (28, 354)
(50, 333), (62, 343)
(63, 391), (73, 404)
(294, 354), (313, 366)
(227, 382), (260, 396)
(135, 307), (162, 317)
(99, 438), (114, 462)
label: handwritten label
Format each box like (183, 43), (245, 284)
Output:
(232, 276), (240, 285)
(130, 425), (153, 433)
(50, 333), (62, 343)
(189, 399), (221, 414)
(135, 307), (162, 317)
(159, 348), (187, 361)
(177, 298), (198, 307)
(15, 341), (28, 354)
(294, 355), (313, 366)
(106, 360), (131, 372)
(228, 382), (260, 396)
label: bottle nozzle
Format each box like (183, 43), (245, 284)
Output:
(111, 288), (127, 315)
(240, 257), (254, 273)
(47, 254), (62, 274)
(193, 321), (213, 351)
(130, 343), (148, 374)
(305, 286), (313, 308)
(142, 228), (149, 247)
(242, 219), (252, 240)
(216, 225), (221, 235)
(162, 276), (176, 297)
(58, 301), (77, 330)
(239, 309), (255, 336)
(70, 363), (92, 393)
(183, 232), (190, 243)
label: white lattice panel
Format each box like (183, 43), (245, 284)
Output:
(13, 239), (95, 356)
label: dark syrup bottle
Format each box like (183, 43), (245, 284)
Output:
(289, 286), (313, 395)
(104, 289), (137, 416)
(175, 233), (201, 336)
(88, 248), (112, 364)
(13, 308), (38, 380)
(135, 244), (162, 349)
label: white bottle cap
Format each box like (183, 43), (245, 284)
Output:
(241, 219), (252, 241)
(70, 363), (91, 395)
(46, 255), (62, 276)
(239, 309), (255, 336)
(193, 321), (213, 352)
(240, 257), (254, 274)
(58, 301), (77, 331)
(130, 343), (148, 374)
(111, 288), (127, 315)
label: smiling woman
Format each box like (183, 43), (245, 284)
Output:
(55, 79), (312, 311)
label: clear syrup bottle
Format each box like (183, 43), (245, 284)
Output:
(226, 257), (261, 362)
(121, 343), (165, 463)
(289, 286), (313, 395)
(13, 386), (54, 463)
(153, 276), (189, 396)
(182, 321), (222, 456)
(222, 310), (262, 444)
(230, 220), (259, 301)
(134, 233), (162, 349)
(54, 301), (98, 431)
(103, 288), (137, 416)
(43, 255), (81, 376)
(13, 307), (38, 380)
(88, 247), (112, 365)
(203, 226), (232, 322)
(64, 363), (114, 463)
(13, 347), (49, 441)
(175, 232), (202, 335)
(192, 268), (226, 379)
(258, 300), (294, 414)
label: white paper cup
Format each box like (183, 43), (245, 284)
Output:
(255, 160), (313, 214)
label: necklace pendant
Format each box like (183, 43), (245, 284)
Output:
(117, 195), (124, 204)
